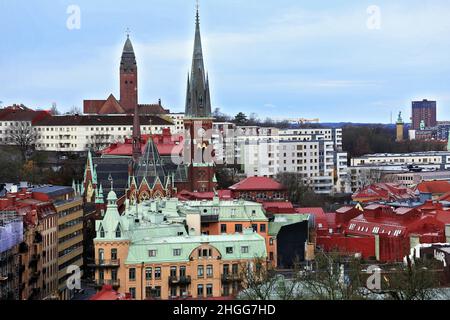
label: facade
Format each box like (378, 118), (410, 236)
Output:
(0, 188), (59, 300)
(83, 36), (170, 116)
(33, 115), (175, 152)
(31, 186), (84, 300)
(311, 202), (450, 262)
(352, 183), (417, 204)
(228, 177), (288, 202)
(0, 105), (51, 145)
(91, 190), (267, 300)
(180, 8), (216, 194)
(0, 211), (23, 300)
(243, 128), (347, 194)
(412, 99), (437, 130)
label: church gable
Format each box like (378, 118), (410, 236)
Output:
(99, 94), (126, 114)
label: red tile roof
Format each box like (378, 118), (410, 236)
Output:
(352, 183), (416, 203)
(176, 190), (232, 201)
(416, 181), (450, 194)
(229, 177), (286, 191)
(89, 285), (131, 300)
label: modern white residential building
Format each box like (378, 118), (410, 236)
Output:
(349, 151), (450, 191)
(33, 115), (175, 152)
(212, 124), (349, 194)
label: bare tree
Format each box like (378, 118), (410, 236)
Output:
(299, 251), (366, 300)
(238, 257), (280, 300)
(50, 103), (60, 115)
(5, 122), (38, 161)
(87, 134), (112, 152)
(368, 255), (441, 300)
(66, 105), (82, 115)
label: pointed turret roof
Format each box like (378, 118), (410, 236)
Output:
(121, 35), (137, 72)
(133, 138), (167, 188)
(185, 6), (212, 118)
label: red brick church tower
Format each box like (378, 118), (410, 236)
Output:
(120, 34), (138, 112)
(183, 6), (217, 193)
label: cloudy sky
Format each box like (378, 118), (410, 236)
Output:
(1, 0), (449, 123)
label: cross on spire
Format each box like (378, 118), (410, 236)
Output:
(126, 27), (131, 38)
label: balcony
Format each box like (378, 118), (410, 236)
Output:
(94, 279), (120, 290)
(88, 259), (120, 268)
(201, 214), (219, 224)
(169, 276), (192, 286)
(221, 273), (242, 283)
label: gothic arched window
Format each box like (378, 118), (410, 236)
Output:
(115, 224), (122, 238)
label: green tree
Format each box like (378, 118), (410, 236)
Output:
(234, 112), (248, 125)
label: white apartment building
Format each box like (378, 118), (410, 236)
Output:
(212, 124), (349, 194)
(167, 113), (185, 133)
(349, 152), (450, 191)
(33, 115), (175, 152)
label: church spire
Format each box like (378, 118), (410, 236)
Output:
(185, 3), (212, 118)
(120, 34), (138, 112)
(132, 102), (141, 161)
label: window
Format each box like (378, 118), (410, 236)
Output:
(269, 238), (274, 246)
(223, 264), (230, 275)
(180, 266), (186, 277)
(155, 267), (161, 280)
(173, 249), (182, 256)
(206, 265), (213, 278)
(206, 284), (213, 297)
(220, 224), (227, 233)
(197, 285), (204, 297)
(99, 226), (105, 238)
(115, 225), (121, 238)
(260, 224), (267, 233)
(111, 248), (118, 261)
(198, 265), (204, 277)
(170, 266), (177, 277)
(241, 246), (249, 254)
(149, 250), (157, 257)
(252, 224), (258, 232)
(235, 224), (243, 233)
(170, 287), (178, 298)
(232, 264), (238, 275)
(145, 286), (152, 299)
(226, 247), (233, 254)
(129, 268), (136, 281)
(154, 286), (161, 298)
(129, 287), (136, 299)
(145, 268), (152, 280)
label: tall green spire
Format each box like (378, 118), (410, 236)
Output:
(185, 3), (212, 118)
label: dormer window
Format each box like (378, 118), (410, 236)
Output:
(99, 225), (105, 238)
(115, 224), (122, 238)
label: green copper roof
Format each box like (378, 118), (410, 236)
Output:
(268, 214), (311, 236)
(126, 232), (266, 264)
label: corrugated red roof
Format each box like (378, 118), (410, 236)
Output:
(416, 181), (450, 194)
(229, 177), (285, 191)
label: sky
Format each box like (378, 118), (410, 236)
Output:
(0, 0), (450, 123)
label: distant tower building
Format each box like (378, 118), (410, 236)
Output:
(412, 99), (437, 130)
(447, 131), (450, 152)
(183, 6), (216, 193)
(396, 112), (404, 142)
(120, 34), (138, 112)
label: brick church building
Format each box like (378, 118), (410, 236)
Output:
(80, 7), (217, 216)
